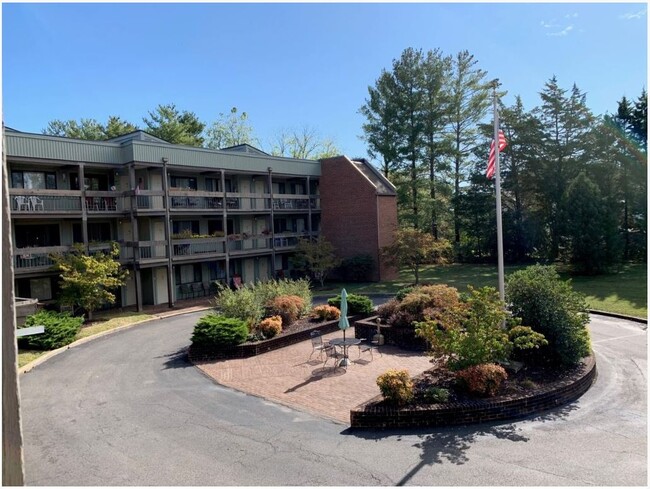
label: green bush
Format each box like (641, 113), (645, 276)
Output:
(423, 386), (450, 404)
(328, 293), (374, 315)
(191, 314), (249, 348)
(456, 363), (508, 397)
(506, 265), (591, 365)
(376, 369), (414, 405)
(340, 254), (375, 282)
(215, 279), (312, 327)
(417, 286), (510, 371)
(214, 286), (264, 328)
(395, 285), (416, 302)
(22, 310), (84, 350)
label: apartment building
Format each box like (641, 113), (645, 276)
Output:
(4, 128), (397, 311)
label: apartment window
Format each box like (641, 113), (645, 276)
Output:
(70, 174), (109, 191)
(205, 178), (221, 192)
(175, 264), (202, 285)
(208, 262), (226, 281)
(11, 171), (57, 190)
(14, 224), (60, 248)
(170, 176), (197, 190)
(207, 219), (234, 235)
(30, 278), (52, 301)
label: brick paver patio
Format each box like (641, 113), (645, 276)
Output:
(196, 327), (433, 424)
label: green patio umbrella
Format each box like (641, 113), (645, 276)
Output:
(338, 288), (351, 366)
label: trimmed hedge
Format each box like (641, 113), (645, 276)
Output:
(191, 314), (248, 348)
(21, 310), (84, 350)
(328, 293), (374, 315)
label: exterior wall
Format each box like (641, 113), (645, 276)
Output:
(243, 258), (255, 283)
(320, 156), (384, 281)
(123, 274), (137, 306)
(376, 195), (399, 280)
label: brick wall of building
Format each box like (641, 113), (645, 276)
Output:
(320, 156), (397, 281)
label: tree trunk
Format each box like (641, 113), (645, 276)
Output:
(430, 154), (438, 239)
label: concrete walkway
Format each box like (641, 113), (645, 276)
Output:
(196, 327), (433, 424)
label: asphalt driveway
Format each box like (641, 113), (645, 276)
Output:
(18, 312), (647, 485)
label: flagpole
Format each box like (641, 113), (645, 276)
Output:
(492, 79), (505, 303)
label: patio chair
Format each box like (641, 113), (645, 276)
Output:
(29, 196), (45, 211)
(357, 338), (382, 361)
(309, 330), (332, 360)
(323, 342), (345, 369)
(14, 196), (30, 211)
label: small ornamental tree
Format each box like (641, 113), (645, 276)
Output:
(290, 236), (342, 287)
(381, 228), (452, 285)
(50, 243), (128, 320)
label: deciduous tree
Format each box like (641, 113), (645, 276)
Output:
(50, 243), (128, 320)
(290, 236), (342, 287)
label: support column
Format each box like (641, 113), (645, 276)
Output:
(306, 176), (312, 238)
(221, 170), (230, 286)
(161, 160), (174, 308)
(128, 164), (142, 312)
(268, 167), (276, 277)
(79, 163), (88, 252)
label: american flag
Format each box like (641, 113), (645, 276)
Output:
(486, 130), (507, 179)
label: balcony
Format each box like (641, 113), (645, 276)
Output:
(10, 189), (82, 215)
(272, 195), (320, 211)
(13, 246), (70, 272)
(228, 235), (272, 254)
(85, 191), (127, 214)
(172, 236), (226, 259)
(169, 190), (224, 211)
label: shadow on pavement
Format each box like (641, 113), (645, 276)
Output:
(340, 401), (580, 486)
(156, 347), (192, 370)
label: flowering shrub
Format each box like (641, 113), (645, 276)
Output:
(376, 369), (414, 405)
(456, 363), (508, 397)
(266, 295), (305, 326)
(310, 305), (340, 321)
(383, 285), (463, 330)
(257, 316), (282, 339)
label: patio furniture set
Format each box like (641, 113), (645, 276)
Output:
(309, 330), (382, 370)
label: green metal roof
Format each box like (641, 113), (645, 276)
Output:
(4, 130), (321, 177)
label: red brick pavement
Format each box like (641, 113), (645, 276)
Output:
(196, 327), (433, 424)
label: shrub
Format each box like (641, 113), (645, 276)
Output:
(395, 285), (416, 302)
(376, 369), (414, 405)
(387, 285), (463, 330)
(423, 386), (450, 404)
(508, 325), (548, 352)
(252, 278), (312, 317)
(191, 314), (248, 348)
(328, 293), (374, 315)
(22, 310), (83, 350)
(340, 254), (375, 282)
(456, 363), (508, 397)
(506, 265), (591, 365)
(376, 299), (400, 322)
(417, 286), (510, 371)
(266, 295), (305, 326)
(257, 316), (282, 339)
(214, 286), (264, 328)
(310, 305), (340, 321)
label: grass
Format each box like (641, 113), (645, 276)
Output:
(319, 262), (647, 318)
(17, 263), (646, 368)
(18, 310), (155, 368)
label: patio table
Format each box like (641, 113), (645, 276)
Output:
(329, 337), (361, 367)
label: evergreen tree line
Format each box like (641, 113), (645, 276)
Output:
(43, 105), (340, 160)
(360, 47), (647, 274)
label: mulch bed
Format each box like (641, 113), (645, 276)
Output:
(408, 360), (582, 405)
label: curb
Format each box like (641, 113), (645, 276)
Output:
(588, 309), (647, 325)
(19, 306), (212, 374)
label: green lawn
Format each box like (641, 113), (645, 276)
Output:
(320, 262), (647, 318)
(18, 310), (155, 368)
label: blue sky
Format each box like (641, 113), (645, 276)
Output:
(2, 2), (647, 160)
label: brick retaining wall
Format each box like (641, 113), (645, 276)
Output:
(350, 354), (597, 429)
(189, 315), (368, 361)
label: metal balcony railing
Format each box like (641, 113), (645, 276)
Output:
(10, 189), (83, 213)
(172, 237), (226, 257)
